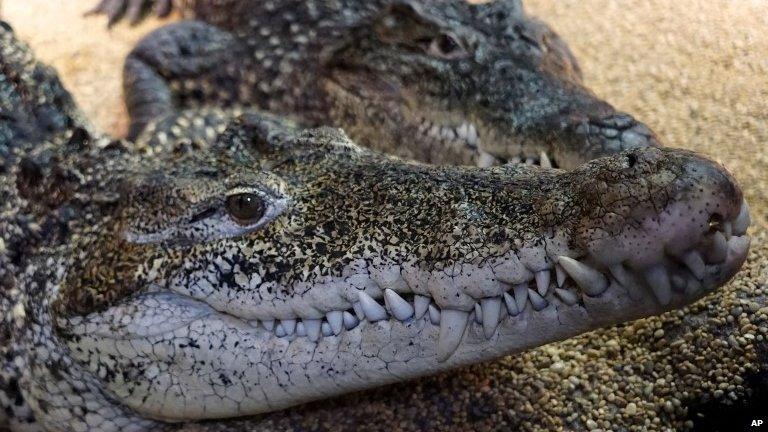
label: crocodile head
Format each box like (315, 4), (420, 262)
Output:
(322, 0), (660, 168)
(54, 115), (750, 421)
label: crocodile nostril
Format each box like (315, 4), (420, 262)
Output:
(707, 213), (723, 233)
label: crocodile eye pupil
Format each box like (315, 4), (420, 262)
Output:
(226, 193), (265, 223)
(438, 34), (459, 54)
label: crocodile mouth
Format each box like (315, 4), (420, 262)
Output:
(413, 115), (557, 168)
(67, 201), (750, 362)
(195, 199), (750, 362)
(325, 69), (557, 168)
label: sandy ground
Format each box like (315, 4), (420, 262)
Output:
(3, 1), (767, 430)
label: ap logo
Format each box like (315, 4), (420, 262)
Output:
(752, 419), (764, 427)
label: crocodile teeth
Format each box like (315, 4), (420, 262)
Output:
(466, 123), (478, 145)
(685, 277), (703, 296)
(503, 292), (519, 316)
(644, 264), (672, 306)
(513, 283), (528, 312)
(296, 321), (306, 337)
(681, 250), (706, 280)
(558, 256), (608, 296)
(528, 288), (548, 311)
(304, 319), (321, 342)
(525, 157), (535, 165)
(384, 289), (414, 321)
(705, 231), (728, 264)
(609, 263), (644, 301)
(281, 319), (296, 336)
(352, 302), (365, 321)
(555, 288), (579, 305)
(262, 319), (275, 331)
(510, 156), (522, 164)
(481, 297), (501, 338)
(733, 200), (751, 235)
(275, 324), (286, 337)
(357, 291), (388, 322)
(555, 264), (566, 287)
(723, 222), (733, 240)
(321, 322), (333, 337)
(474, 303), (483, 324)
(540, 151), (553, 168)
(535, 270), (550, 296)
(437, 309), (469, 362)
(414, 295), (431, 320)
(342, 311), (359, 330)
(477, 151), (498, 168)
(326, 311), (343, 335)
(428, 304), (441, 325)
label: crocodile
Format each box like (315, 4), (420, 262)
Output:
(0, 20), (753, 431)
(95, 0), (661, 169)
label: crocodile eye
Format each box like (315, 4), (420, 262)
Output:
(226, 193), (266, 224)
(428, 33), (468, 59)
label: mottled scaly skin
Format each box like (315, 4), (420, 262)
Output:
(117, 0), (660, 168)
(0, 23), (752, 431)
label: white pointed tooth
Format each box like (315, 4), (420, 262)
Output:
(296, 321), (306, 337)
(428, 125), (441, 139)
(685, 277), (702, 296)
(414, 295), (431, 319)
(352, 302), (365, 321)
(733, 201), (750, 235)
(261, 319), (275, 331)
(609, 264), (644, 301)
(527, 288), (548, 311)
(525, 157), (535, 165)
(513, 283), (529, 312)
(437, 309), (470, 362)
(535, 270), (550, 296)
(357, 291), (388, 322)
(281, 319), (296, 336)
(503, 292), (519, 316)
(539, 151), (553, 168)
(706, 231), (728, 264)
(558, 256), (608, 296)
(321, 322), (333, 337)
(275, 324), (286, 338)
(644, 265), (672, 306)
(723, 221), (733, 240)
(555, 264), (566, 287)
(555, 288), (578, 306)
(681, 250), (706, 280)
(474, 303), (483, 324)
(481, 297), (501, 338)
(467, 123), (478, 144)
(478, 151), (497, 168)
(304, 319), (321, 342)
(428, 304), (441, 325)
(510, 156), (522, 164)
(342, 311), (359, 330)
(326, 311), (343, 335)
(383, 289), (414, 321)
(671, 274), (686, 291)
(457, 123), (469, 139)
